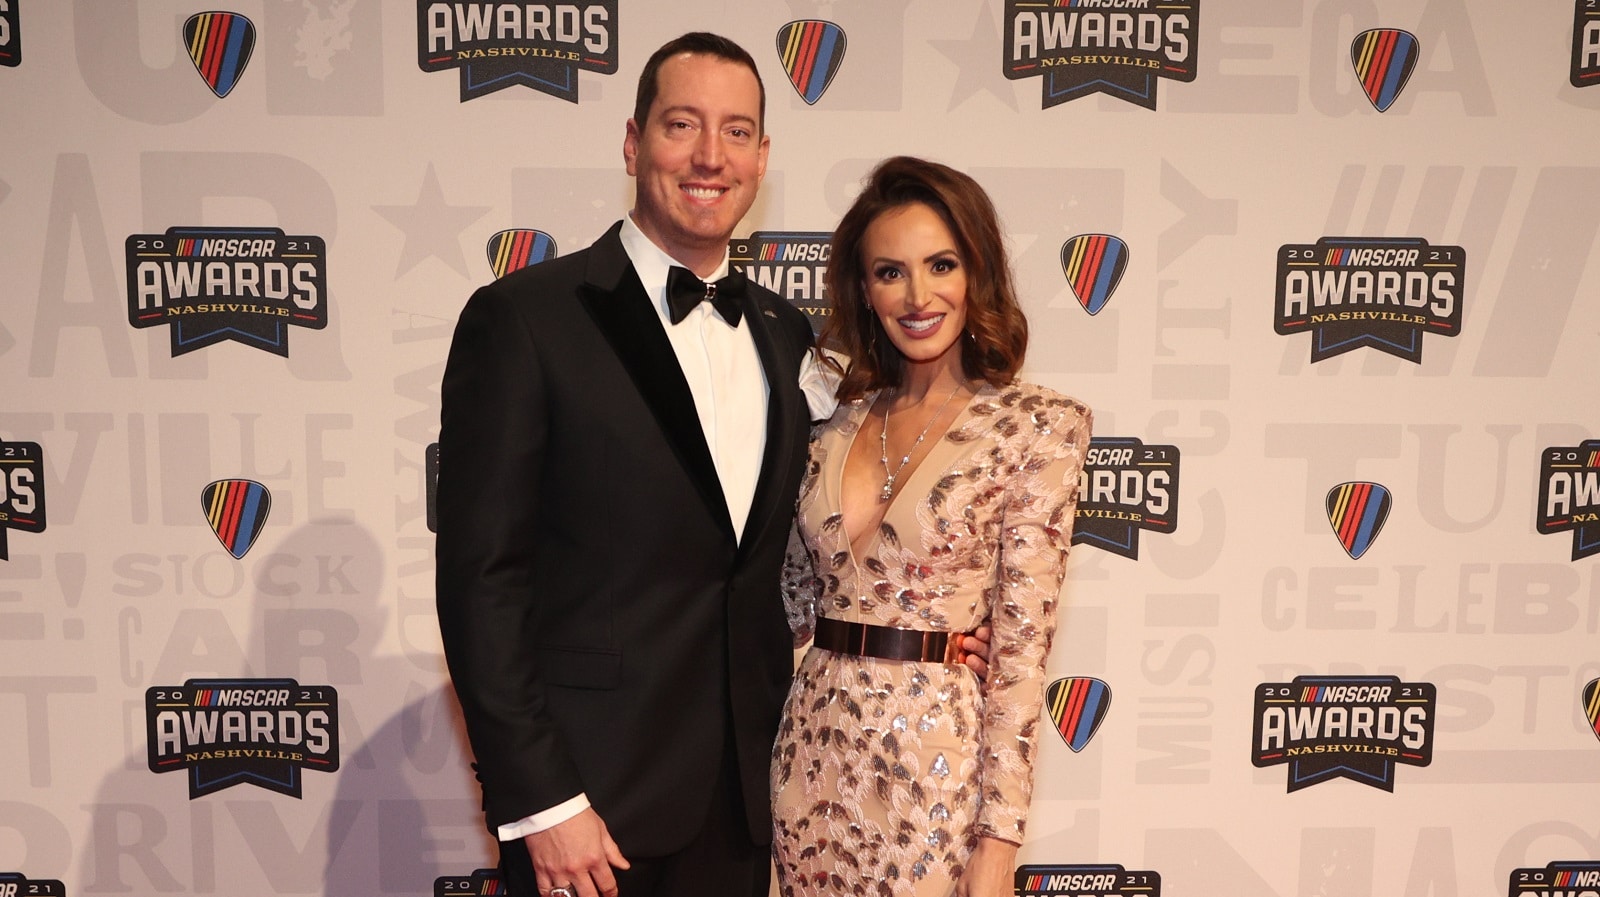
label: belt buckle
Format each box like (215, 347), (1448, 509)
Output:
(942, 632), (968, 667)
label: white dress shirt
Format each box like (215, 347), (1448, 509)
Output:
(498, 216), (770, 841)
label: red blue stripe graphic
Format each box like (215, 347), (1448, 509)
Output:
(1060, 234), (1127, 315)
(184, 12), (257, 99)
(1325, 481), (1392, 560)
(1046, 677), (1111, 753)
(777, 21), (846, 105)
(1584, 679), (1600, 744)
(202, 479), (271, 559)
(1351, 29), (1418, 113)
(486, 229), (556, 278)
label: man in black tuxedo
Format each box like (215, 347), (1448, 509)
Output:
(435, 33), (812, 897)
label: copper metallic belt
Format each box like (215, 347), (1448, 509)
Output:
(813, 616), (971, 666)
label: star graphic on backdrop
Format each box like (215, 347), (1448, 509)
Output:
(373, 164), (492, 278)
(930, 4), (1017, 112)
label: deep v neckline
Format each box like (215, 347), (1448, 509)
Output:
(834, 385), (988, 566)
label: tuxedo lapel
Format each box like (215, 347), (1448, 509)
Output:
(577, 224), (734, 541)
(738, 293), (802, 553)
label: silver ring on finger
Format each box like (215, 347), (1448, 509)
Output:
(549, 887), (576, 897)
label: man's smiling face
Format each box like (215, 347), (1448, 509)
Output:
(624, 52), (770, 274)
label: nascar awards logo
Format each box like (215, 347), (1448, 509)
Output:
(0, 874), (64, 897)
(486, 229), (556, 278)
(201, 479), (270, 559)
(1061, 234), (1127, 315)
(1003, 0), (1197, 110)
(729, 231), (832, 335)
(126, 227), (328, 357)
(1574, 1), (1600, 87)
(1350, 29), (1417, 112)
(1326, 481), (1391, 560)
(1046, 677), (1111, 752)
(183, 12), (256, 98)
(1275, 237), (1463, 363)
(147, 678), (339, 798)
(1508, 861), (1600, 896)
(0, 0), (20, 67)
(436, 868), (505, 896)
(417, 1), (618, 102)
(1537, 440), (1600, 561)
(1072, 437), (1178, 560)
(1252, 675), (1435, 792)
(0, 439), (45, 561)
(1016, 864), (1160, 897)
(777, 20), (846, 105)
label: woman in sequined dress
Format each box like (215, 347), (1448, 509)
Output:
(771, 156), (1092, 897)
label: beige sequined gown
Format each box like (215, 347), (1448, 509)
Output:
(771, 382), (1091, 896)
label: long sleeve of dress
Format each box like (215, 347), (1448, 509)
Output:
(780, 434), (824, 646)
(780, 515), (819, 646)
(974, 399), (1092, 843)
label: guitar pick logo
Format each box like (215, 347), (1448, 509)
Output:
(1584, 679), (1600, 745)
(777, 20), (846, 105)
(1045, 677), (1111, 752)
(1351, 29), (1418, 112)
(1326, 481), (1391, 560)
(202, 479), (270, 559)
(486, 229), (556, 279)
(184, 12), (256, 98)
(1060, 234), (1127, 316)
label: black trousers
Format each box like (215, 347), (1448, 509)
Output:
(498, 739), (769, 897)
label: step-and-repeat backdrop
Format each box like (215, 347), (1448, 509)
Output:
(2, 2), (1598, 895)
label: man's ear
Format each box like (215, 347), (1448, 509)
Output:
(623, 118), (640, 176)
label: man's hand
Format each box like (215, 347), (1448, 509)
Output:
(526, 808), (629, 897)
(961, 625), (993, 681)
(955, 835), (1019, 897)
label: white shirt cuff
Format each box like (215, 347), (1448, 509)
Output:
(799, 348), (845, 422)
(496, 793), (591, 841)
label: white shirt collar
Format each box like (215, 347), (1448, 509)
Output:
(618, 214), (730, 320)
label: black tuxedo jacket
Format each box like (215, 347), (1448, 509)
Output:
(435, 222), (814, 855)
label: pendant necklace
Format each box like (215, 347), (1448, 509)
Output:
(879, 386), (962, 503)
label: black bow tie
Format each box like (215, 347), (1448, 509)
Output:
(666, 265), (746, 327)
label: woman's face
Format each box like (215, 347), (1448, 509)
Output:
(860, 202), (969, 371)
